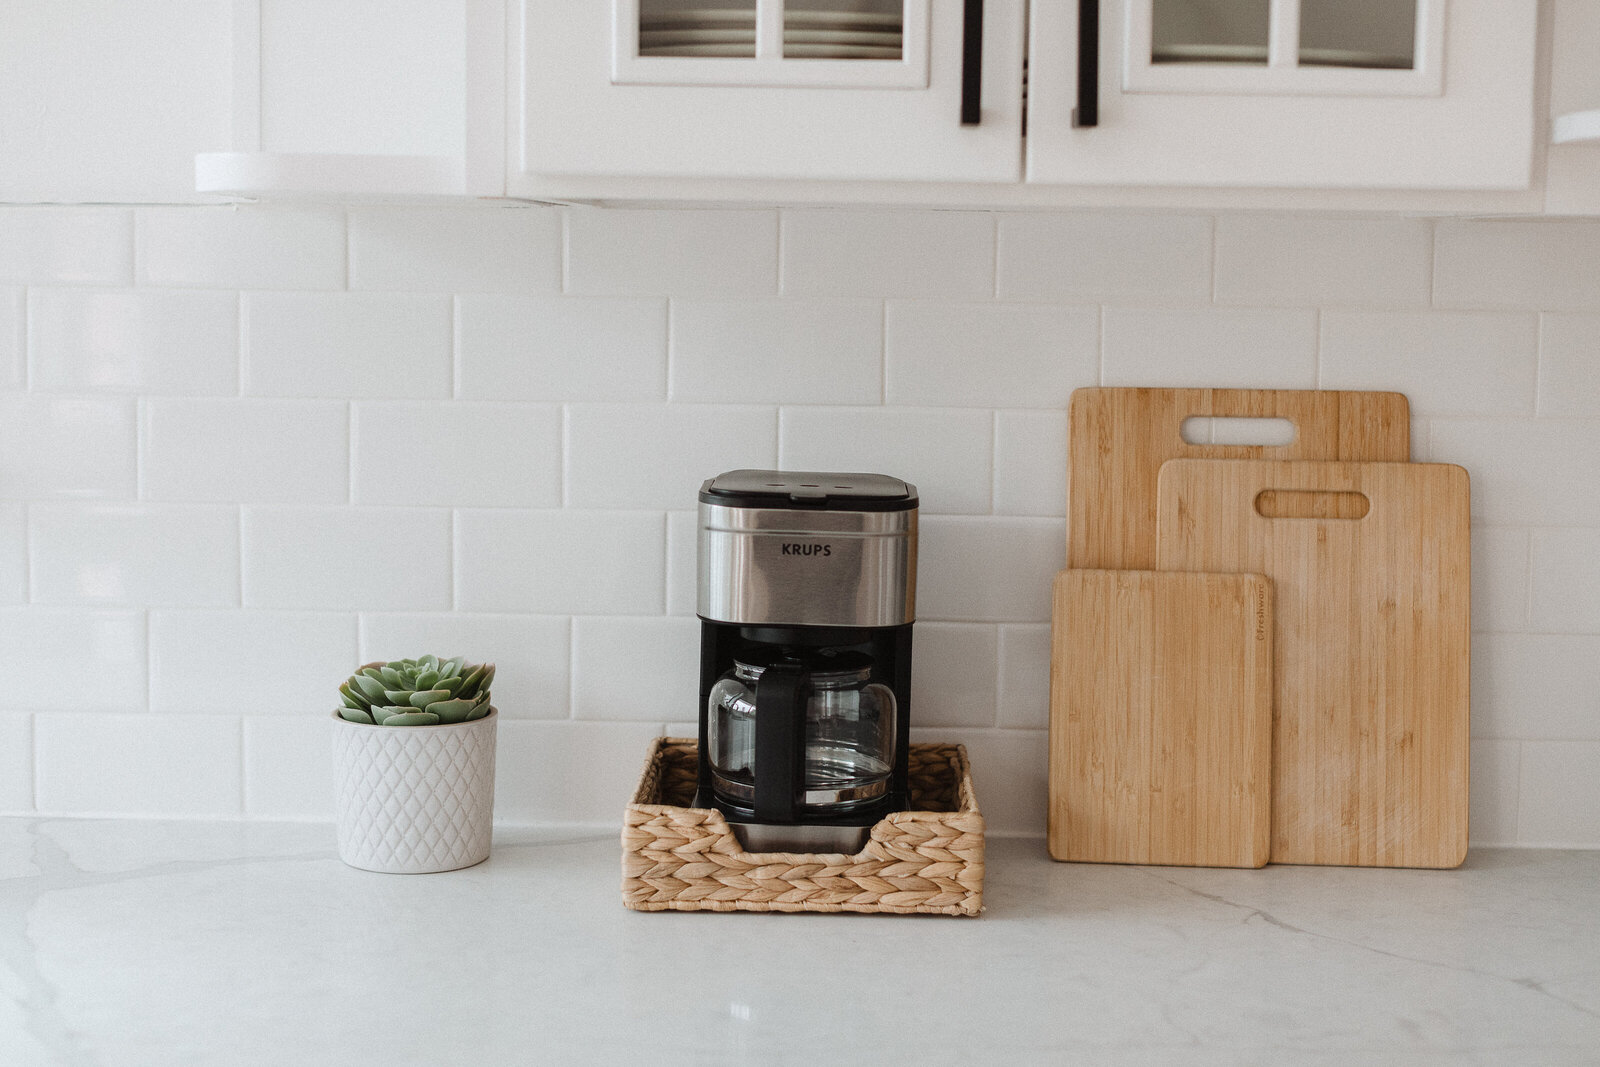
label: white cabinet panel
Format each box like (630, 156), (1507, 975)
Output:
(1026, 0), (1538, 189)
(0, 1), (231, 203)
(515, 0), (1025, 184)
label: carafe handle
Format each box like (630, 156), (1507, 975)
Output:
(753, 662), (808, 823)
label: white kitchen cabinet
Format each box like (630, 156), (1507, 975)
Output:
(515, 0), (1539, 196)
(1, 0), (231, 204)
(1026, 0), (1539, 190)
(515, 0), (1027, 184)
(196, 0), (506, 199)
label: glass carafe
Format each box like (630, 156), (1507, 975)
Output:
(708, 648), (896, 819)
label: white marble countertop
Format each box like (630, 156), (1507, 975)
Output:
(2, 817), (1597, 1066)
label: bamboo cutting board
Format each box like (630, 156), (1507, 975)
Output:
(1067, 388), (1411, 569)
(1156, 460), (1471, 869)
(1049, 569), (1274, 868)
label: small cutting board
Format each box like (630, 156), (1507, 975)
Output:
(1067, 388), (1411, 569)
(1049, 569), (1274, 868)
(1156, 460), (1471, 869)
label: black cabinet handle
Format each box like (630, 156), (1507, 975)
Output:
(960, 0), (983, 125)
(1075, 0), (1099, 127)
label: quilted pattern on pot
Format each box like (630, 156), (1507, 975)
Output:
(331, 710), (497, 874)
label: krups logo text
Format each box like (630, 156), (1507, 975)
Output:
(781, 542), (832, 557)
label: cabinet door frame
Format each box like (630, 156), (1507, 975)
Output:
(1124, 0), (1445, 97)
(515, 0), (1026, 184)
(611, 0), (932, 89)
(1025, 0), (1538, 190)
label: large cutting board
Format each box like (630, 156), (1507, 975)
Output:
(1067, 388), (1411, 569)
(1156, 460), (1471, 869)
(1049, 569), (1273, 868)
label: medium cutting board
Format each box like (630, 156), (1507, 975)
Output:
(1156, 460), (1471, 869)
(1049, 569), (1274, 868)
(1067, 388), (1411, 569)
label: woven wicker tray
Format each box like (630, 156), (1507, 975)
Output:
(622, 738), (984, 916)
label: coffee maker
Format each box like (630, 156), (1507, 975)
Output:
(695, 469), (917, 853)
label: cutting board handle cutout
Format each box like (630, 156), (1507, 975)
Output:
(1180, 416), (1297, 448)
(1254, 489), (1371, 520)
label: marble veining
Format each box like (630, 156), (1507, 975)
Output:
(0, 818), (1596, 1066)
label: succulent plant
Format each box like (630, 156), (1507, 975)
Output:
(337, 656), (494, 726)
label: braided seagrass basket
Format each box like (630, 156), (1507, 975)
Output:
(622, 738), (984, 916)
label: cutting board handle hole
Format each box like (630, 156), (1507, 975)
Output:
(1180, 417), (1297, 448)
(1254, 489), (1371, 520)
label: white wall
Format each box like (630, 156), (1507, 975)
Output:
(1, 202), (1597, 846)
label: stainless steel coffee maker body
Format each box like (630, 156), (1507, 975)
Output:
(695, 469), (917, 853)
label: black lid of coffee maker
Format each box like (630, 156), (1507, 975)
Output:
(700, 469), (917, 511)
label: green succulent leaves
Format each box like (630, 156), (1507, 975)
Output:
(337, 656), (494, 726)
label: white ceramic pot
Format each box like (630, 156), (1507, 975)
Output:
(330, 708), (497, 874)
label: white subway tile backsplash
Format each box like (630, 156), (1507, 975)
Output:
(994, 411), (1068, 517)
(0, 506), (24, 605)
(1468, 739), (1521, 847)
(1, 608), (146, 711)
(493, 720), (664, 824)
(1, 287), (22, 389)
(670, 299), (882, 405)
(914, 726), (1046, 837)
(30, 289), (239, 396)
(243, 716), (332, 819)
(244, 292), (451, 399)
(1529, 528), (1600, 634)
(1473, 526), (1530, 634)
(137, 206), (345, 290)
(665, 510), (698, 617)
(1518, 741), (1600, 847)
(0, 714), (32, 813)
(1103, 307), (1318, 389)
(1215, 215), (1432, 308)
(353, 402), (562, 508)
(916, 516), (1064, 623)
(0, 208), (132, 285)
(778, 406), (992, 515)
(360, 612), (571, 720)
(782, 209), (994, 299)
(151, 610), (358, 714)
(456, 509), (665, 615)
(1319, 311), (1538, 416)
(1472, 633), (1600, 740)
(571, 615), (699, 722)
(29, 504), (239, 607)
(5, 201), (1600, 842)
(0, 396), (135, 501)
(997, 623), (1052, 730)
(1537, 313), (1600, 418)
(565, 403), (775, 510)
(911, 623), (999, 728)
(1435, 220), (1600, 310)
(242, 506), (451, 611)
(885, 302), (1098, 409)
(1431, 418), (1600, 526)
(996, 212), (1211, 304)
(457, 295), (668, 402)
(35, 713), (241, 817)
(141, 398), (349, 504)
(567, 208), (778, 296)
(348, 207), (562, 294)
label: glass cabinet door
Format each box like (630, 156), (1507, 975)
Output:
(519, 0), (1026, 185)
(1026, 0), (1536, 189)
(614, 0), (928, 88)
(1128, 0), (1439, 95)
